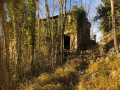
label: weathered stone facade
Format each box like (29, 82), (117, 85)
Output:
(40, 13), (91, 51)
(64, 14), (91, 51)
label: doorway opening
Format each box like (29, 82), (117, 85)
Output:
(64, 35), (70, 50)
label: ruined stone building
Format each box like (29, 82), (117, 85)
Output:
(40, 10), (91, 51)
(64, 14), (91, 51)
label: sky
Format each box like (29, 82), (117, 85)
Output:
(0, 0), (103, 42)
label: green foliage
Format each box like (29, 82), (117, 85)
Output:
(26, 0), (36, 55)
(7, 0), (27, 37)
(95, 0), (120, 32)
(65, 6), (86, 34)
(71, 5), (78, 11)
(70, 6), (86, 25)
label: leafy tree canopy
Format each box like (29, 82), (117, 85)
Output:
(94, 0), (120, 33)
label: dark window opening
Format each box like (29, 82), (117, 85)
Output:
(64, 35), (70, 50)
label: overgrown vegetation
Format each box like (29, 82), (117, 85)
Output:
(20, 55), (90, 90)
(78, 58), (120, 90)
(0, 0), (89, 89)
(19, 42), (100, 90)
(65, 6), (86, 34)
(0, 0), (120, 90)
(94, 0), (120, 33)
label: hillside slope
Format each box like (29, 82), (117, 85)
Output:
(19, 43), (99, 90)
(78, 31), (120, 90)
(19, 31), (120, 90)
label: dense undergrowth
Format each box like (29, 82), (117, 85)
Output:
(19, 58), (87, 90)
(19, 33), (120, 90)
(19, 42), (99, 90)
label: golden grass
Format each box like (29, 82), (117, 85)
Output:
(78, 58), (120, 90)
(21, 58), (82, 90)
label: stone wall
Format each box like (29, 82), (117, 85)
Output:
(76, 17), (91, 50)
(70, 33), (77, 50)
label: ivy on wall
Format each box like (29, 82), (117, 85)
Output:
(65, 6), (86, 35)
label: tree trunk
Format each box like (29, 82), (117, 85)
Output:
(61, 0), (66, 65)
(12, 0), (18, 64)
(60, 1), (63, 66)
(31, 0), (36, 76)
(52, 0), (54, 68)
(45, 0), (52, 67)
(111, 0), (119, 54)
(1, 1), (10, 89)
(12, 0), (24, 82)
(60, 0), (63, 66)
(70, 0), (71, 9)
(58, 0), (62, 65)
(37, 1), (41, 64)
